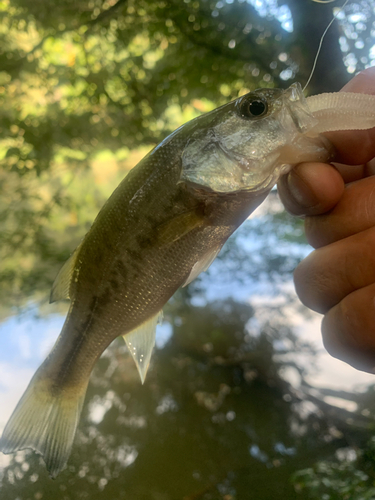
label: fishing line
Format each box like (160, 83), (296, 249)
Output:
(303, 0), (350, 91)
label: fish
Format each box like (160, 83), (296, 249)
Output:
(1, 82), (375, 478)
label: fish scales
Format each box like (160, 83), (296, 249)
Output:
(33, 124), (263, 391)
(2, 82), (375, 477)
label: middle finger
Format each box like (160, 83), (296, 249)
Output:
(294, 225), (375, 314)
(305, 175), (375, 248)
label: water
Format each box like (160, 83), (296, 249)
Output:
(1, 195), (375, 499)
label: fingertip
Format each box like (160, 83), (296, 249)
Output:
(321, 310), (346, 362)
(321, 305), (369, 372)
(293, 250), (332, 314)
(278, 162), (344, 216)
(321, 307), (372, 373)
(321, 285), (375, 373)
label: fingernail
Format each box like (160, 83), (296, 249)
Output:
(287, 169), (319, 208)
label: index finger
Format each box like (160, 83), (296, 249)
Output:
(277, 68), (375, 216)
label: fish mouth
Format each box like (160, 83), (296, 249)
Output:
(277, 83), (332, 167)
(180, 82), (329, 195)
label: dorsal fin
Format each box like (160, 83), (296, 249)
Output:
(50, 242), (82, 303)
(123, 310), (163, 384)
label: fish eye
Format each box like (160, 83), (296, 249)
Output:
(239, 98), (268, 119)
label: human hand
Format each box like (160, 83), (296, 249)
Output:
(277, 67), (375, 373)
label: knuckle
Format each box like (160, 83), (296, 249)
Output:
(341, 228), (375, 291)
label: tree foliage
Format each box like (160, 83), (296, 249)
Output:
(1, 1), (375, 496)
(2, 0), (373, 309)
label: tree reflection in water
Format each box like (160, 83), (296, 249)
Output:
(2, 272), (375, 499)
(2, 0), (375, 496)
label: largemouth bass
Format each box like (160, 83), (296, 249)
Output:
(1, 82), (375, 477)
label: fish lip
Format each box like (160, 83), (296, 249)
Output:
(282, 82), (318, 134)
(179, 177), (276, 197)
(181, 83), (322, 195)
(283, 82), (304, 102)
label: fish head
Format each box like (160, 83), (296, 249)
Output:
(181, 82), (331, 194)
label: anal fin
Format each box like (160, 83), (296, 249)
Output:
(123, 311), (163, 384)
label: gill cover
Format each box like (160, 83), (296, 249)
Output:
(180, 83), (322, 194)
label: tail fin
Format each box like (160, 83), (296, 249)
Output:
(0, 372), (87, 478)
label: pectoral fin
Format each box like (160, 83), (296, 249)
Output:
(123, 311), (163, 384)
(50, 242), (82, 303)
(156, 209), (205, 247)
(182, 245), (222, 287)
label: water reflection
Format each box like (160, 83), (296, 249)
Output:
(1, 197), (375, 499)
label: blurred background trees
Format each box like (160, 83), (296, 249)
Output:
(1, 1), (375, 498)
(1, 0), (374, 309)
